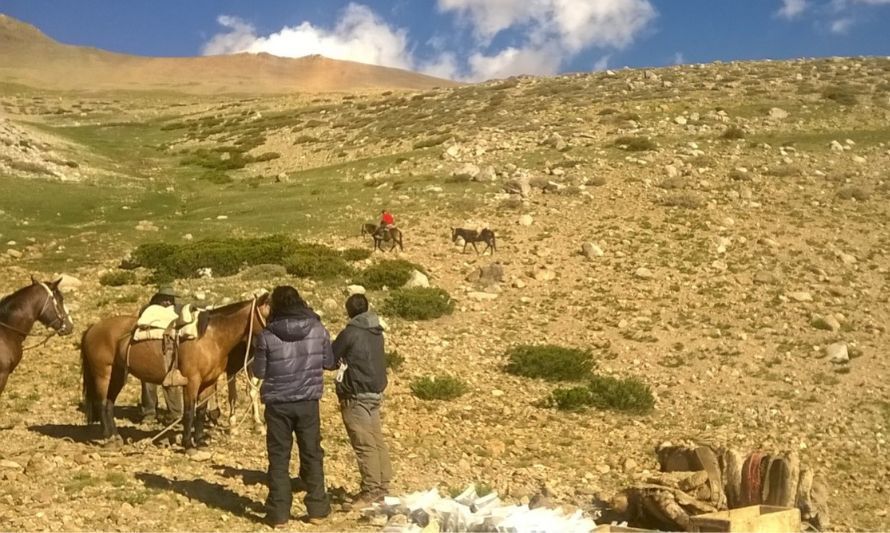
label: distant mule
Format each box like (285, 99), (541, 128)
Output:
(451, 227), (496, 254)
(0, 277), (74, 398)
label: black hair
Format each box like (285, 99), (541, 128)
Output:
(271, 285), (307, 318)
(345, 294), (369, 318)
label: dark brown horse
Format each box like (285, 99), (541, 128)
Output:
(373, 226), (404, 252)
(0, 277), (74, 398)
(81, 294), (270, 448)
(451, 227), (497, 254)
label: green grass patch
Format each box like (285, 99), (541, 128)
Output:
(549, 375), (654, 413)
(383, 287), (453, 320)
(99, 270), (136, 287)
(720, 126), (746, 140)
(340, 248), (372, 262)
(822, 85), (858, 106)
(354, 259), (426, 290)
(411, 375), (468, 401)
(283, 245), (354, 280)
(504, 344), (594, 381)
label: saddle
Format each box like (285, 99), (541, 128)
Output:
(132, 304), (208, 387)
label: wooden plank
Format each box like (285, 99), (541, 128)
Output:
(690, 505), (800, 532)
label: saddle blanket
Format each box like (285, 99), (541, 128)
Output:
(133, 304), (201, 342)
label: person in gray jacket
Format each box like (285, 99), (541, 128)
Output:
(332, 294), (392, 506)
(253, 285), (335, 526)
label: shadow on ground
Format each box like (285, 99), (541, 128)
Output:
(28, 423), (156, 443)
(212, 464), (310, 493)
(137, 472), (265, 522)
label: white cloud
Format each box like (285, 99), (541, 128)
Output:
(203, 4), (413, 70)
(672, 51), (685, 65)
(776, 0), (808, 19)
(593, 55), (611, 71)
(829, 16), (855, 32)
(202, 0), (656, 82)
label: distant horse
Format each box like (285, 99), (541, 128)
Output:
(0, 277), (74, 398)
(81, 294), (270, 448)
(452, 227), (497, 254)
(361, 222), (377, 236)
(373, 226), (404, 252)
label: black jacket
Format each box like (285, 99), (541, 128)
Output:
(253, 309), (335, 404)
(332, 311), (387, 399)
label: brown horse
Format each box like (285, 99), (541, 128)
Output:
(452, 227), (497, 254)
(373, 226), (404, 252)
(0, 277), (74, 398)
(81, 294), (270, 448)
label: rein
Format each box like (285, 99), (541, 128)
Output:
(145, 295), (267, 446)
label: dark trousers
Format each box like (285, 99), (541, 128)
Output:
(341, 397), (392, 494)
(140, 381), (183, 418)
(265, 400), (330, 522)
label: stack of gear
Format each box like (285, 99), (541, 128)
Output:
(610, 442), (829, 531)
(133, 303), (203, 387)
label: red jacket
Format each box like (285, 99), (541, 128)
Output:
(381, 212), (395, 226)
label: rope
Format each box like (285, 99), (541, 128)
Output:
(143, 296), (265, 446)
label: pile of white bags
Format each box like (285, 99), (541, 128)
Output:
(368, 485), (597, 533)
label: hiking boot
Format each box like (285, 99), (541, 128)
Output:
(163, 368), (189, 387)
(302, 515), (326, 526)
(347, 491), (379, 510)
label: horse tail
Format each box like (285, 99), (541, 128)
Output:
(80, 326), (101, 424)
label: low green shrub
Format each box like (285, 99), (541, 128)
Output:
(99, 271), (136, 287)
(613, 136), (656, 152)
(383, 287), (453, 320)
(240, 264), (288, 280)
(126, 236), (343, 281)
(837, 186), (872, 201)
(720, 126), (746, 140)
(341, 248), (372, 262)
(549, 375), (655, 413)
(504, 345), (594, 381)
(661, 192), (703, 209)
(385, 351), (405, 371)
(822, 86), (858, 106)
(283, 244), (354, 280)
(411, 375), (468, 401)
(354, 260), (426, 290)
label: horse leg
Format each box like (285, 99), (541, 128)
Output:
(102, 362), (128, 442)
(0, 371), (9, 399)
(194, 399), (208, 447)
(248, 376), (265, 434)
(472, 241), (480, 254)
(226, 372), (239, 433)
(181, 379), (200, 450)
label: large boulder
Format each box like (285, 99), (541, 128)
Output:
(466, 263), (505, 285)
(404, 270), (430, 289)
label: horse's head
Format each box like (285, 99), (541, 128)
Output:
(30, 275), (74, 336)
(451, 227), (458, 241)
(252, 291), (272, 331)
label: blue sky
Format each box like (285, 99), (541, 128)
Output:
(2, 0), (889, 81)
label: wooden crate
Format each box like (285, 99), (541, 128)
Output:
(690, 505), (801, 532)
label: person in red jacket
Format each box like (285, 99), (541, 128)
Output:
(379, 210), (394, 230)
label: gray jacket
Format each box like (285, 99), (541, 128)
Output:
(332, 311), (387, 399)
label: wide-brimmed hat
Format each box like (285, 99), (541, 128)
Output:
(156, 286), (178, 297)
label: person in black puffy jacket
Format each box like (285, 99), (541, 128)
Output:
(253, 285), (335, 526)
(332, 294), (392, 506)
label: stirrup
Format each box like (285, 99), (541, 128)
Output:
(163, 368), (189, 387)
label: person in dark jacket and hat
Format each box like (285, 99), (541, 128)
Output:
(253, 285), (335, 527)
(139, 286), (184, 423)
(332, 294), (392, 506)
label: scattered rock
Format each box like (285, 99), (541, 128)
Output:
(404, 270), (430, 289)
(787, 291), (813, 302)
(533, 269), (556, 282)
(634, 267), (654, 280)
(56, 274), (82, 291)
(811, 314), (841, 332)
(768, 107), (789, 119)
(826, 343), (849, 364)
(518, 214), (534, 227)
(452, 163), (480, 181)
(347, 284), (366, 295)
(7, 248), (22, 258)
(466, 263), (505, 285)
(581, 242), (604, 259)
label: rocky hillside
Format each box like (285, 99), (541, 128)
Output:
(0, 56), (889, 531)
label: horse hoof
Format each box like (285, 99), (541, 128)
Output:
(101, 437), (123, 449)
